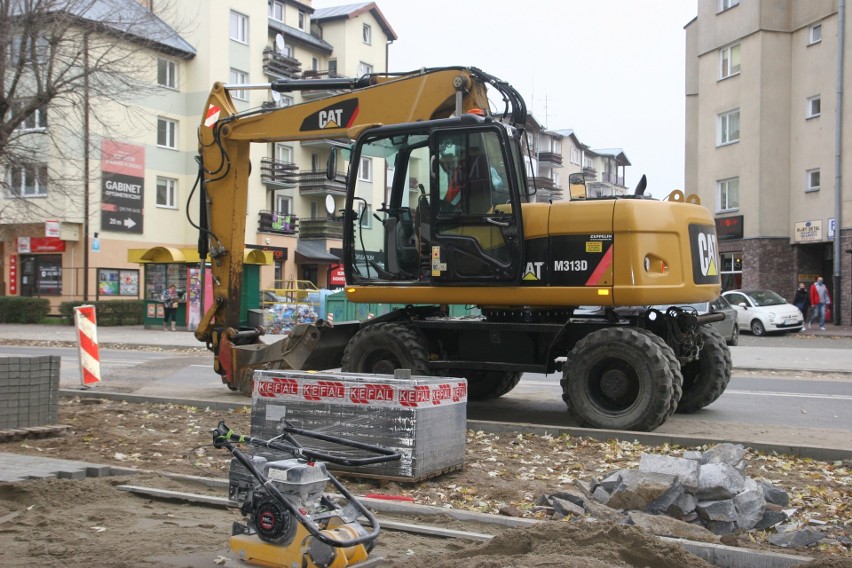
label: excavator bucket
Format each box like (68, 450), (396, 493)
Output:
(229, 320), (360, 396)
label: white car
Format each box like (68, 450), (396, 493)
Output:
(721, 289), (804, 336)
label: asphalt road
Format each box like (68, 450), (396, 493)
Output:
(1, 341), (849, 457)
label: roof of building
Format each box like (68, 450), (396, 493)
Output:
(64, 0), (196, 59)
(269, 19), (334, 53)
(313, 2), (398, 41)
(589, 148), (631, 166)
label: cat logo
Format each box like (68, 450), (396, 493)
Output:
(300, 99), (359, 132)
(689, 224), (721, 284)
(522, 261), (544, 281)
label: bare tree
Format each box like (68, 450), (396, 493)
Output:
(0, 0), (193, 235)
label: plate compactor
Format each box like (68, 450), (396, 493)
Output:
(212, 421), (400, 568)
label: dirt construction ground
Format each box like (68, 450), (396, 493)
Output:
(0, 397), (850, 568)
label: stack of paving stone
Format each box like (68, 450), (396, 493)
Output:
(0, 356), (60, 429)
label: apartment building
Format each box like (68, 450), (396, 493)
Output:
(685, 0), (851, 324)
(1, 0), (395, 312)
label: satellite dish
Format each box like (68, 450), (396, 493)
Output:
(275, 34), (286, 53)
(325, 194), (336, 216)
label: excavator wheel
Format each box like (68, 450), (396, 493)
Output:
(676, 325), (732, 413)
(561, 327), (674, 431)
(633, 328), (683, 417)
(341, 322), (430, 375)
(448, 370), (522, 401)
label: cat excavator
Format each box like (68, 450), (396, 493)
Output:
(196, 66), (729, 432)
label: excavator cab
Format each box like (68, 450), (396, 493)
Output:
(343, 115), (527, 287)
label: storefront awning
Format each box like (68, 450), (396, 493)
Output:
(128, 247), (272, 265)
(295, 241), (340, 264)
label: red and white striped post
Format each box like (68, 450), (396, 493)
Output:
(74, 305), (101, 387)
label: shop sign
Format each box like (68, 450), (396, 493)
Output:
(45, 220), (60, 238)
(101, 140), (144, 234)
(794, 220), (822, 243)
(329, 264), (346, 286)
(17, 236), (66, 253)
(9, 255), (17, 294)
(715, 215), (743, 240)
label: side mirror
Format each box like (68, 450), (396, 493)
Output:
(326, 147), (338, 181)
(738, 302), (748, 309)
(568, 172), (586, 200)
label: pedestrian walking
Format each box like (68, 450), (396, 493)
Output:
(807, 276), (832, 330)
(793, 282), (809, 319)
(161, 284), (181, 331)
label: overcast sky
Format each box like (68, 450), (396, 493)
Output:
(313, 0), (698, 195)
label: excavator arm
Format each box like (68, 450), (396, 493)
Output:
(194, 67), (524, 392)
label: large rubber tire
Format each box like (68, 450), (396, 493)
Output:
(633, 328), (683, 417)
(560, 327), (674, 431)
(676, 326), (733, 413)
(341, 323), (430, 375)
(448, 370), (522, 401)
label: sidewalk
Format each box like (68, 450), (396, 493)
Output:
(1, 322), (852, 374)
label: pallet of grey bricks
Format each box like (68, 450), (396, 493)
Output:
(250, 369), (467, 480)
(0, 356), (60, 430)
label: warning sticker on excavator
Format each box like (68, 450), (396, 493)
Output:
(204, 104), (221, 128)
(431, 245), (445, 276)
(689, 224), (721, 284)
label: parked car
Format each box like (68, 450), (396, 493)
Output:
(651, 296), (739, 346)
(721, 289), (804, 336)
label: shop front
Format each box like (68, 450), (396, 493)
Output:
(128, 246), (272, 331)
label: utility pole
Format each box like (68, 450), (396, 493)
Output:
(83, 33), (91, 302)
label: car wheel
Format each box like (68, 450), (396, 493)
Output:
(727, 323), (739, 346)
(750, 319), (766, 336)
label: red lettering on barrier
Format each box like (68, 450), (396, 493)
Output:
(399, 385), (431, 407)
(350, 384), (395, 404)
(257, 378), (299, 398)
(431, 383), (453, 405)
(302, 380), (345, 401)
(453, 381), (468, 402)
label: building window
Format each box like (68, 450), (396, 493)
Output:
(719, 44), (741, 79)
(806, 169), (820, 192)
(275, 194), (291, 215)
(298, 10), (307, 30)
(14, 102), (47, 130)
(717, 0), (739, 13)
(8, 164), (48, 197)
(358, 202), (372, 228)
(328, 59), (338, 76)
(809, 23), (822, 45)
(268, 0), (284, 21)
(359, 157), (373, 182)
(274, 94), (293, 108)
(311, 57), (319, 72)
(230, 10), (248, 43)
(720, 252), (742, 291)
(157, 117), (177, 149)
(157, 58), (177, 88)
(20, 254), (62, 296)
(156, 177), (177, 208)
(358, 61), (373, 77)
(363, 23), (372, 45)
(229, 68), (248, 101)
(717, 177), (739, 211)
(718, 109), (740, 145)
(807, 95), (821, 118)
(275, 143), (293, 164)
(570, 148), (582, 165)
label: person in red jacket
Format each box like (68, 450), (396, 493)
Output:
(808, 276), (832, 330)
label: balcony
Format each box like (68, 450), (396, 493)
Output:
(601, 172), (626, 187)
(258, 211), (298, 235)
(527, 176), (557, 191)
(261, 157), (298, 188)
(263, 47), (302, 79)
(298, 171), (346, 196)
(299, 70), (349, 101)
(538, 151), (563, 167)
(299, 217), (344, 239)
